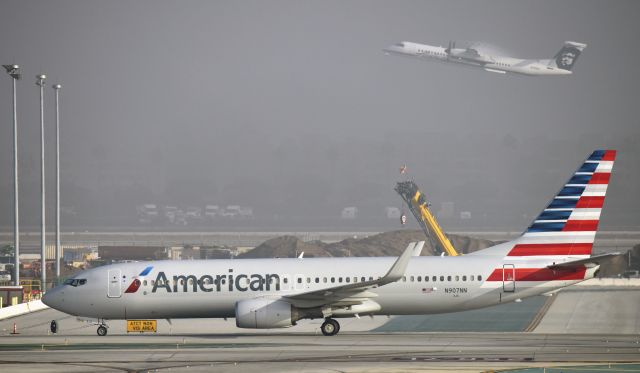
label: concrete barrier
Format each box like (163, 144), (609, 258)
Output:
(0, 300), (49, 320)
(575, 278), (640, 287)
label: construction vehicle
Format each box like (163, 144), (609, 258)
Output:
(395, 180), (460, 256)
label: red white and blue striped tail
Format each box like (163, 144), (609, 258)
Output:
(507, 150), (616, 258)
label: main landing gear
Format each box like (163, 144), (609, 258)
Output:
(96, 321), (109, 336)
(320, 318), (340, 336)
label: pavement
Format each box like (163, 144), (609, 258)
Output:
(533, 288), (640, 334)
(1, 287), (639, 372)
(1, 331), (639, 372)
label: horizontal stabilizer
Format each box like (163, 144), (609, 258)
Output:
(547, 252), (619, 269)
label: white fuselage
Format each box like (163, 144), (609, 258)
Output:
(43, 252), (593, 320)
(384, 41), (572, 76)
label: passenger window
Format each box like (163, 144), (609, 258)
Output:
(403, 276), (407, 282)
(440, 276), (444, 282)
(150, 280), (155, 286)
(338, 277), (343, 283)
(346, 277), (350, 283)
(283, 278), (288, 284)
(143, 280), (147, 286)
(417, 276), (422, 282)
(306, 277), (311, 283)
(323, 277), (327, 283)
(353, 277), (357, 283)
(447, 276), (452, 282)
(369, 277), (374, 281)
(424, 276), (429, 282)
(410, 276), (414, 282)
(470, 275), (474, 281)
(478, 275), (483, 281)
(297, 278), (302, 284)
(432, 276), (436, 282)
(315, 277), (319, 283)
(462, 276), (467, 282)
(455, 276), (459, 281)
(361, 277), (366, 282)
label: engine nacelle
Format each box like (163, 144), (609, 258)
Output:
(235, 298), (296, 329)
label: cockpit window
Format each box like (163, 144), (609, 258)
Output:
(64, 278), (87, 287)
(394, 42), (405, 48)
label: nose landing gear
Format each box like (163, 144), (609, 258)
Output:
(96, 320), (109, 336)
(320, 318), (340, 336)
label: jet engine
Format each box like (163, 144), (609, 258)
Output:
(235, 298), (300, 329)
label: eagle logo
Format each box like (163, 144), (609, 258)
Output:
(556, 47), (581, 70)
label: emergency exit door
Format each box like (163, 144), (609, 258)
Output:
(502, 264), (516, 292)
(107, 269), (122, 298)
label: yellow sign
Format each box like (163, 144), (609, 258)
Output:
(126, 320), (157, 333)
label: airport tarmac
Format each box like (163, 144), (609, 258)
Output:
(1, 303), (639, 372)
(1, 330), (639, 372)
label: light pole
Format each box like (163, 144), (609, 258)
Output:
(52, 83), (61, 280)
(3, 64), (21, 286)
(36, 74), (46, 291)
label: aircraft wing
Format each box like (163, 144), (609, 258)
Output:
(452, 47), (493, 64)
(283, 241), (423, 308)
(547, 253), (620, 269)
(460, 47), (481, 58)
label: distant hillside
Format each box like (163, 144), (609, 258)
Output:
(238, 230), (495, 258)
(237, 232), (640, 278)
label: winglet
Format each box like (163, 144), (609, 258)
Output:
(379, 241), (423, 286)
(412, 241), (424, 257)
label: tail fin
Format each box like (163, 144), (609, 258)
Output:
(550, 41), (587, 71)
(474, 150), (616, 258)
(514, 150), (616, 257)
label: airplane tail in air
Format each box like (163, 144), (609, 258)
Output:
(549, 41), (587, 71)
(474, 150), (616, 259)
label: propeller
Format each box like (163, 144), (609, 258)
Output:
(445, 41), (456, 59)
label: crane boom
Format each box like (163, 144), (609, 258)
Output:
(395, 181), (460, 256)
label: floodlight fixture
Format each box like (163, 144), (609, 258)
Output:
(3, 64), (21, 80)
(36, 74), (46, 86)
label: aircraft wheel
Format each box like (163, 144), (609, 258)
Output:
(321, 318), (340, 336)
(97, 325), (108, 336)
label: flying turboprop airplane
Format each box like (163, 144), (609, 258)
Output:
(43, 150), (616, 336)
(383, 40), (587, 75)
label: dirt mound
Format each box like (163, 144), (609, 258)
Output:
(240, 230), (495, 258)
(239, 235), (331, 258)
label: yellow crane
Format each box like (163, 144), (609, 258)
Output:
(395, 180), (460, 256)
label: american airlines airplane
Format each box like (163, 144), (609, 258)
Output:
(384, 40), (587, 76)
(43, 150), (616, 336)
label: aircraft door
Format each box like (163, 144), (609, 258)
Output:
(107, 269), (122, 298)
(502, 264), (515, 292)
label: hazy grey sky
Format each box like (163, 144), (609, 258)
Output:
(0, 0), (638, 229)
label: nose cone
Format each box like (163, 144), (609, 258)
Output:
(383, 42), (407, 55)
(42, 286), (65, 311)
